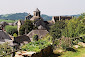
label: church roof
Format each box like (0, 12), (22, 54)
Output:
(30, 16), (43, 21)
(35, 8), (40, 12)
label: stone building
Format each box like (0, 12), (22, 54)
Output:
(25, 13), (33, 20)
(30, 8), (46, 27)
(17, 8), (73, 38)
(27, 25), (49, 41)
(17, 8), (47, 35)
(17, 20), (24, 35)
(0, 21), (9, 27)
(52, 16), (73, 24)
(0, 30), (12, 44)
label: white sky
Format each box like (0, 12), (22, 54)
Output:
(0, 0), (85, 16)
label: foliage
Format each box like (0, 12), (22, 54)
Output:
(43, 34), (53, 42)
(59, 48), (85, 57)
(0, 12), (28, 20)
(57, 36), (72, 49)
(19, 20), (35, 35)
(32, 34), (38, 41)
(21, 40), (51, 52)
(62, 18), (85, 38)
(0, 19), (16, 23)
(5, 25), (18, 35)
(41, 14), (52, 21)
(0, 43), (12, 55)
(0, 13), (52, 21)
(13, 33), (18, 37)
(50, 20), (65, 39)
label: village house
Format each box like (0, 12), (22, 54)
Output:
(17, 8), (72, 41)
(0, 29), (12, 44)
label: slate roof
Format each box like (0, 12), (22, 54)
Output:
(0, 21), (9, 27)
(38, 25), (46, 30)
(0, 30), (12, 44)
(30, 16), (43, 21)
(14, 35), (31, 45)
(27, 30), (49, 39)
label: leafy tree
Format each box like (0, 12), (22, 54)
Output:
(49, 20), (66, 45)
(5, 25), (18, 35)
(19, 20), (35, 35)
(62, 18), (85, 38)
(50, 20), (65, 39)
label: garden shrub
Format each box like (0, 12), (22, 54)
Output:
(57, 36), (72, 49)
(32, 34), (38, 41)
(13, 33), (18, 37)
(0, 43), (12, 55)
(21, 40), (51, 52)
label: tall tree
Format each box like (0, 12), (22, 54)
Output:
(19, 20), (35, 35)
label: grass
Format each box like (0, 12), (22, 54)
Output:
(0, 19), (16, 23)
(59, 48), (85, 57)
(50, 48), (85, 57)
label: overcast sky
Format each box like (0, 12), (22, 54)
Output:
(0, 0), (85, 16)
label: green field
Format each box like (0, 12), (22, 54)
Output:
(0, 19), (16, 23)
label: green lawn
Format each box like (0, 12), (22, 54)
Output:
(0, 19), (16, 23)
(59, 48), (85, 57)
(50, 48), (85, 57)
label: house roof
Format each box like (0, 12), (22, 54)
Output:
(0, 30), (12, 44)
(27, 30), (49, 39)
(38, 25), (46, 30)
(0, 21), (8, 27)
(14, 35), (31, 44)
(30, 16), (43, 21)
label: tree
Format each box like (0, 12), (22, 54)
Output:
(49, 20), (66, 45)
(19, 20), (35, 35)
(50, 20), (65, 39)
(5, 25), (18, 35)
(62, 18), (85, 38)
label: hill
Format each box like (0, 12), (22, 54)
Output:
(0, 13), (52, 21)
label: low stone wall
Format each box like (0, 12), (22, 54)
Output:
(31, 45), (53, 57)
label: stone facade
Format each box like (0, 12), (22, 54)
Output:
(25, 13), (33, 20)
(17, 20), (24, 35)
(52, 16), (73, 24)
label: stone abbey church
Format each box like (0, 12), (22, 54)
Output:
(17, 8), (72, 39)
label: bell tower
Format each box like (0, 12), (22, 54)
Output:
(33, 8), (40, 17)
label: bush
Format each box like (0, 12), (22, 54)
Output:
(13, 33), (18, 37)
(0, 43), (12, 55)
(57, 36), (72, 49)
(5, 25), (18, 35)
(21, 40), (51, 52)
(32, 34), (38, 41)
